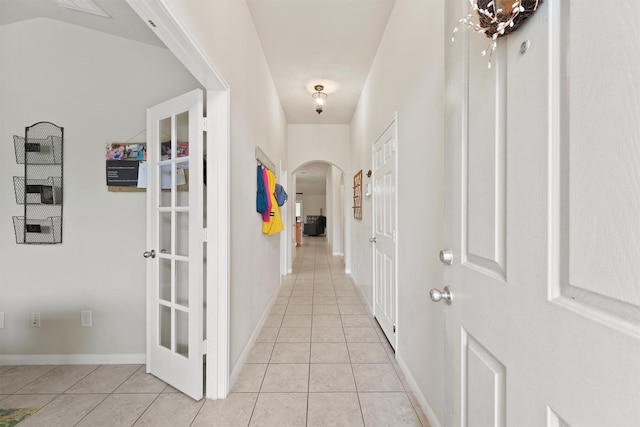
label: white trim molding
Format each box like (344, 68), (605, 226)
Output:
(228, 285), (281, 389)
(396, 354), (444, 427)
(0, 353), (146, 366)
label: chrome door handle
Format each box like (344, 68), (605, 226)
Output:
(430, 286), (452, 305)
(369, 237), (377, 243)
(143, 250), (156, 259)
(439, 249), (453, 265)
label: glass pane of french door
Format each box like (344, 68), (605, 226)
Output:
(156, 110), (191, 358)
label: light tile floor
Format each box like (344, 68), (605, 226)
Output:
(0, 237), (430, 426)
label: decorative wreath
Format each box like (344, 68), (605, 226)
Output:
(453, 0), (543, 68)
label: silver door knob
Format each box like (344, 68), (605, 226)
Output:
(143, 250), (156, 259)
(439, 249), (453, 265)
(369, 237), (377, 243)
(430, 286), (452, 305)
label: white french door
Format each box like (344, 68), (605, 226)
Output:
(372, 118), (397, 349)
(443, 1), (640, 425)
(145, 89), (204, 400)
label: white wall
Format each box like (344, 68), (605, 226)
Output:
(0, 18), (201, 361)
(325, 174), (333, 244)
(349, 1), (445, 426)
(288, 125), (350, 174)
(159, 0), (288, 379)
(298, 195), (325, 221)
(329, 166), (344, 255)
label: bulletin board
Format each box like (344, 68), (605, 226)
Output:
(106, 142), (146, 192)
(105, 142), (190, 192)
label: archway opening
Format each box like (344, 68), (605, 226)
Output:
(292, 161), (345, 259)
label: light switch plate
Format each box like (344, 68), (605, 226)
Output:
(81, 310), (92, 327)
(31, 312), (40, 327)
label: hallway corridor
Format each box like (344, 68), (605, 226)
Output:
(226, 237), (430, 426)
(0, 239), (430, 426)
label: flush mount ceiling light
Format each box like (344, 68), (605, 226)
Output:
(312, 85), (328, 114)
(55, 0), (111, 18)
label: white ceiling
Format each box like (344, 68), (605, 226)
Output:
(295, 163), (330, 195)
(247, 0), (396, 189)
(1, 0), (396, 123)
(246, 0), (396, 124)
(2, 0), (396, 185)
(0, 0), (164, 47)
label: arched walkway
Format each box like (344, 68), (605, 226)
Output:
(290, 160), (346, 273)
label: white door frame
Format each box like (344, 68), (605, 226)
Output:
(127, 0), (230, 399)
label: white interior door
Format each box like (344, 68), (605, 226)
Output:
(145, 89), (204, 400)
(372, 118), (397, 349)
(443, 1), (640, 425)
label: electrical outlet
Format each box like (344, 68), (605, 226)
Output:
(0, 312), (5, 329)
(31, 312), (40, 327)
(81, 310), (92, 327)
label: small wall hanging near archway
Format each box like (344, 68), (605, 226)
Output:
(353, 170), (362, 220)
(452, 0), (543, 68)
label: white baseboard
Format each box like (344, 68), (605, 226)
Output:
(332, 252), (344, 256)
(0, 353), (146, 366)
(396, 354), (443, 427)
(349, 274), (373, 311)
(228, 285), (280, 389)
(348, 273), (443, 427)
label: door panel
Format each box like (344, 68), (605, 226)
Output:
(546, 407), (570, 427)
(463, 330), (506, 427)
(146, 89), (204, 401)
(373, 119), (397, 349)
(465, 27), (507, 278)
(444, 0), (640, 425)
(554, 0), (640, 330)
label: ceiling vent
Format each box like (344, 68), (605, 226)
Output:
(55, 0), (111, 18)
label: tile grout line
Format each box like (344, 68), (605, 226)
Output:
(305, 238), (317, 426)
(249, 278), (291, 427)
(9, 364), (57, 396)
(71, 364), (146, 426)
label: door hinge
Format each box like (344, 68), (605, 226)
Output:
(393, 324), (396, 334)
(201, 117), (208, 132)
(201, 340), (208, 354)
(202, 228), (208, 242)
